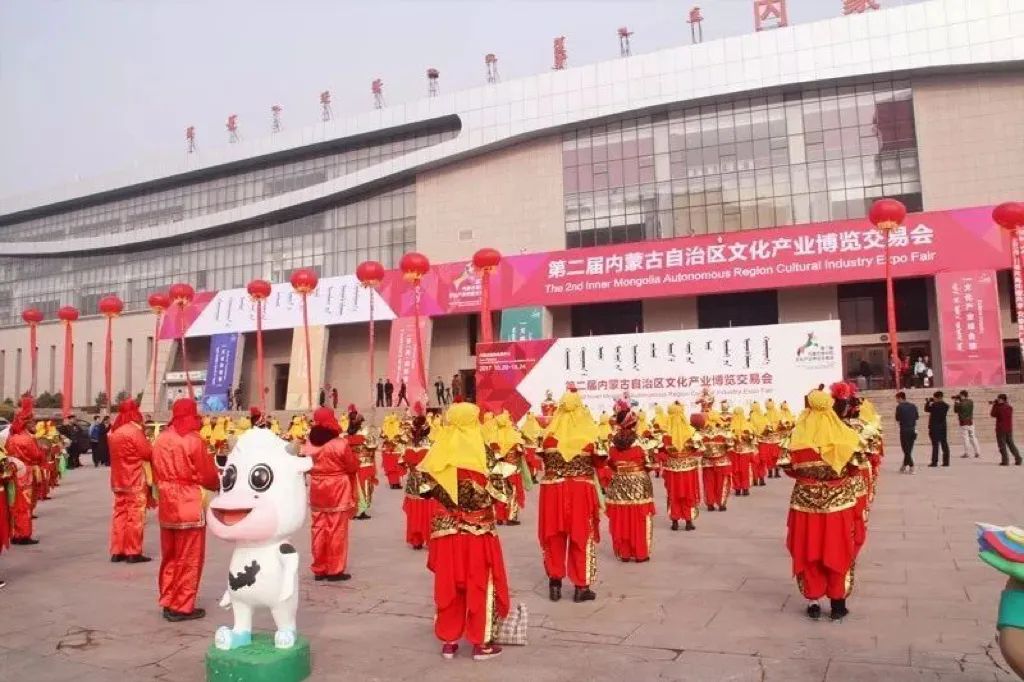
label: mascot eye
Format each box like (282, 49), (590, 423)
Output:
(221, 464), (237, 492)
(249, 464), (274, 492)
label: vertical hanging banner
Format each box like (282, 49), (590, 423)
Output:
(387, 316), (432, 407)
(201, 334), (241, 413)
(285, 326), (329, 411)
(500, 307), (545, 341)
(935, 270), (1005, 386)
(1013, 235), (1024, 363)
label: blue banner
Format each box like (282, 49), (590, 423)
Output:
(201, 333), (239, 413)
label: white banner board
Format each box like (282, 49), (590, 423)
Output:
(516, 320), (843, 414)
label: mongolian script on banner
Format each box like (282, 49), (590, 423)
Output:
(387, 316), (432, 407)
(479, 321), (842, 419)
(200, 334), (240, 413)
(935, 270), (1005, 386)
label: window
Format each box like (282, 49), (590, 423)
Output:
(570, 300), (643, 337)
(697, 291), (778, 329)
(837, 278), (930, 334)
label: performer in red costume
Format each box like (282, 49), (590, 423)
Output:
(380, 412), (406, 489)
(662, 403), (703, 531)
(347, 405), (377, 520)
(730, 406), (757, 497)
(538, 388), (602, 603)
(151, 399), (221, 621)
(605, 408), (655, 562)
(6, 397), (42, 545)
(418, 400), (509, 661)
(491, 411), (527, 526)
(302, 407), (359, 581)
(0, 449), (14, 585)
(781, 387), (864, 621)
(401, 404), (434, 550)
(700, 405), (733, 513)
(107, 398), (154, 563)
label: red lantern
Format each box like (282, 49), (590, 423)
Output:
(994, 202), (1024, 231)
(399, 252), (431, 283)
(356, 260), (385, 287)
(148, 292), (170, 313)
(169, 282), (195, 305)
(247, 279), (272, 300)
(98, 295), (124, 318)
(21, 308), (44, 325)
(57, 306), (80, 323)
(289, 268), (319, 294)
(868, 198), (907, 232)
(472, 247), (502, 273)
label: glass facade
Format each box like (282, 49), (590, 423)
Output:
(0, 183), (415, 324)
(1, 125), (455, 241)
(561, 80), (921, 248)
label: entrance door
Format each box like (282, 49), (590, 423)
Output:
(274, 364), (290, 410)
(459, 369), (476, 404)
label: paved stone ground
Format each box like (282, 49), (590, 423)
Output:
(2, 437), (1022, 682)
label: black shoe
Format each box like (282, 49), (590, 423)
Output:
(734, 489), (741, 496)
(111, 554), (127, 562)
(164, 608), (206, 622)
(719, 505), (727, 512)
(507, 519), (521, 526)
(620, 557), (632, 563)
(497, 520), (506, 526)
(549, 579), (562, 602)
(1000, 462), (1010, 466)
(806, 603), (822, 620)
(573, 586), (596, 603)
(743, 490), (750, 496)
(0, 579), (6, 589)
(671, 520), (679, 531)
(314, 574), (326, 581)
(706, 505), (716, 512)
(928, 463), (938, 467)
(685, 521), (695, 531)
(355, 513), (371, 520)
(326, 573), (351, 581)
(13, 538), (39, 545)
(941, 463), (949, 467)
(829, 599), (849, 621)
(126, 555), (152, 564)
(411, 544), (424, 551)
(1017, 459), (1023, 466)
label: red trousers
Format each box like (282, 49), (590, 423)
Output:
(428, 532), (509, 645)
(10, 477), (34, 540)
(310, 510), (351, 576)
(34, 467), (50, 503)
(110, 490), (147, 556)
(663, 469), (701, 522)
(381, 453), (403, 487)
(159, 527), (206, 613)
(538, 480), (599, 587)
(607, 502), (654, 561)
(787, 508), (857, 601)
(730, 452), (753, 492)
(759, 442), (781, 472)
(0, 486), (10, 553)
(702, 464), (732, 509)
(403, 497), (434, 548)
(495, 473), (526, 522)
(357, 466), (377, 513)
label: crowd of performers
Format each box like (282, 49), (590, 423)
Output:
(0, 379), (883, 658)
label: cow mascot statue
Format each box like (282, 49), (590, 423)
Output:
(207, 429), (312, 651)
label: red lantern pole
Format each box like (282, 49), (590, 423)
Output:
(246, 280), (272, 413)
(21, 308), (42, 397)
(148, 292), (170, 416)
(869, 198), (907, 390)
(99, 295), (124, 410)
(356, 260), (385, 411)
(169, 283), (196, 400)
(472, 248), (502, 344)
(57, 307), (79, 418)
(290, 269), (319, 411)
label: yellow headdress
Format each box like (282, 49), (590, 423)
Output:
(494, 412), (523, 455)
(859, 398), (881, 428)
(788, 390), (861, 474)
(653, 404), (667, 431)
(545, 390), (599, 460)
(381, 413), (402, 441)
(749, 401), (768, 434)
(597, 412), (613, 441)
(666, 402), (695, 448)
(731, 406), (752, 438)
(779, 401), (795, 425)
(211, 417), (227, 443)
(199, 417), (213, 442)
(764, 399), (781, 428)
(418, 402), (488, 502)
(636, 409), (650, 435)
(520, 412), (542, 442)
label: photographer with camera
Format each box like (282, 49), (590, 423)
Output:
(924, 391), (950, 467)
(990, 394), (1023, 466)
(953, 390), (982, 459)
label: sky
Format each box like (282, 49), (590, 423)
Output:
(0, 0), (922, 198)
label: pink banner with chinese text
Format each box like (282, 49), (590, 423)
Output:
(936, 270), (1005, 387)
(387, 316), (432, 407)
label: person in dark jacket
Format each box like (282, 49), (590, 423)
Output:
(384, 379), (394, 407)
(924, 391), (950, 467)
(894, 391), (919, 474)
(376, 379), (385, 408)
(396, 381), (409, 407)
(991, 394), (1023, 466)
(94, 415), (111, 467)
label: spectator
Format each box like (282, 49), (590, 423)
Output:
(435, 376), (447, 406)
(900, 355), (912, 389)
(89, 416), (101, 466)
(953, 390), (982, 459)
(318, 386), (327, 407)
(57, 415), (84, 469)
(94, 415), (111, 467)
(990, 394), (1023, 466)
(233, 386), (243, 411)
(854, 373), (868, 391)
(331, 387), (339, 409)
(895, 391), (919, 474)
(376, 378), (385, 408)
(913, 356), (927, 388)
(858, 359), (870, 381)
(451, 373), (463, 401)
(924, 391), (950, 467)
(396, 380), (409, 407)
(444, 385), (452, 403)
(384, 379), (394, 407)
